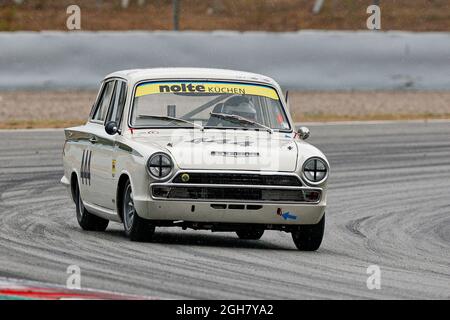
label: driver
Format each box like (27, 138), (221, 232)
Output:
(221, 96), (257, 121)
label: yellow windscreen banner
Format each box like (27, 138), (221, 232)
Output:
(135, 82), (279, 100)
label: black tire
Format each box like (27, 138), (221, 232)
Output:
(236, 229), (265, 240)
(74, 180), (109, 231)
(122, 179), (155, 242)
(291, 214), (325, 251)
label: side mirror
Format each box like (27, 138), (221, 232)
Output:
(105, 121), (119, 135)
(297, 126), (310, 140)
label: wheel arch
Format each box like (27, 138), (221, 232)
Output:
(70, 171), (79, 203)
(116, 173), (131, 222)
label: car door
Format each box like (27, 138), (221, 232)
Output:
(102, 79), (127, 210)
(89, 79), (127, 210)
(86, 79), (117, 209)
(75, 80), (111, 207)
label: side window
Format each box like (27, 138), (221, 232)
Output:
(267, 99), (290, 130)
(107, 81), (127, 125)
(92, 81), (116, 122)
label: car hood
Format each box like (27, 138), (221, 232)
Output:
(130, 130), (299, 172)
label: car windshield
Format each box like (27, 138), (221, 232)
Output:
(130, 81), (291, 131)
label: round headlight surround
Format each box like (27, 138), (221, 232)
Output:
(146, 152), (174, 180)
(301, 157), (329, 185)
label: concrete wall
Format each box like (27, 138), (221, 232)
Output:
(1, 31), (449, 90)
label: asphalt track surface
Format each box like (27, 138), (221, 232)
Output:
(0, 122), (449, 299)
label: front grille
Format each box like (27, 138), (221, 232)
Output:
(152, 186), (320, 203)
(172, 172), (302, 186)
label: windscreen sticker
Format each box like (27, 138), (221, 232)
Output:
(135, 82), (279, 100)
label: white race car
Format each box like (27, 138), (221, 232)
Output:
(61, 68), (329, 251)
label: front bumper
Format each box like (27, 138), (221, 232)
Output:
(134, 199), (326, 225)
(134, 170), (327, 225)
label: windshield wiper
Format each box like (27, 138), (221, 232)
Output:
(209, 112), (273, 134)
(138, 115), (204, 130)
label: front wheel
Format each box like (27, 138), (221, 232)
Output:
(236, 229), (264, 240)
(291, 214), (325, 251)
(122, 180), (155, 242)
(74, 180), (109, 231)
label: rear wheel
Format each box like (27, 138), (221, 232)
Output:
(74, 179), (109, 231)
(291, 214), (325, 251)
(236, 229), (265, 240)
(122, 180), (155, 242)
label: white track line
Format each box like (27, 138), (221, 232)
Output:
(0, 128), (64, 132)
(298, 119), (450, 126)
(0, 119), (449, 132)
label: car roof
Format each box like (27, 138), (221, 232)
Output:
(104, 68), (280, 88)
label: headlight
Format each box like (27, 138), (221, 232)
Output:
(302, 157), (328, 184)
(147, 152), (173, 179)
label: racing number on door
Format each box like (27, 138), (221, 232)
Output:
(81, 150), (92, 185)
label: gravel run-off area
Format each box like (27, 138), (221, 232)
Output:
(1, 90), (450, 128)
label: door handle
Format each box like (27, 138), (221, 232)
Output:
(89, 136), (98, 144)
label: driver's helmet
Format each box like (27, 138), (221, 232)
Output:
(222, 96), (257, 121)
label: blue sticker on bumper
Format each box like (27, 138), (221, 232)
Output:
(277, 208), (297, 220)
